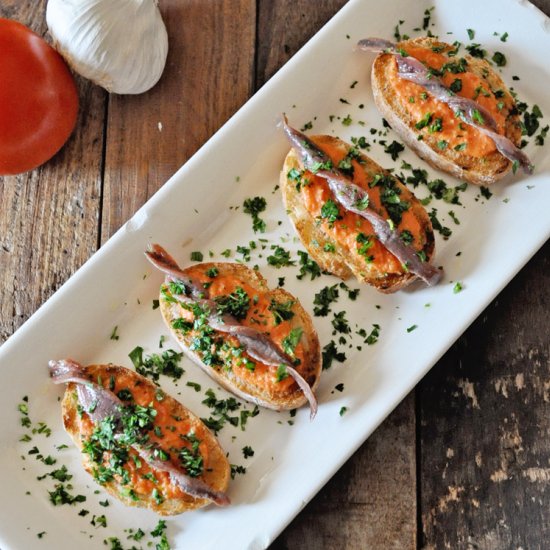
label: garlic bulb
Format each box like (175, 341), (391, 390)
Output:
(46, 0), (169, 94)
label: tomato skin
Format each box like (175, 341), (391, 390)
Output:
(0, 18), (79, 175)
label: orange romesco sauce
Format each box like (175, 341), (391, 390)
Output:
(173, 266), (305, 394)
(390, 43), (511, 157)
(300, 139), (424, 275)
(76, 368), (210, 500)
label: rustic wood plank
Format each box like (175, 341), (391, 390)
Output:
(257, 2), (417, 548)
(419, 1), (550, 545)
(419, 242), (550, 549)
(255, 0), (348, 88)
(100, 0), (257, 242)
(0, 1), (106, 342)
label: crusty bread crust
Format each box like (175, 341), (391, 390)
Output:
(62, 364), (230, 515)
(281, 135), (435, 293)
(371, 36), (522, 185)
(160, 263), (321, 411)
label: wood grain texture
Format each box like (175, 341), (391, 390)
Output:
(419, 242), (550, 550)
(258, 2), (416, 548)
(255, 0), (349, 88)
(0, 1), (106, 343)
(100, 0), (256, 242)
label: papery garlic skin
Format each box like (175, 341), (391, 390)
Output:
(46, 0), (169, 95)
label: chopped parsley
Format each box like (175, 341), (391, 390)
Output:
(453, 281), (464, 294)
(230, 464), (247, 479)
(243, 196), (267, 233)
(296, 250), (321, 280)
(465, 43), (486, 58)
(320, 199), (341, 227)
(201, 389), (240, 434)
(450, 78), (463, 93)
(110, 326), (119, 341)
(179, 434), (204, 477)
(429, 208), (452, 239)
(205, 267), (219, 278)
(440, 57), (468, 74)
(364, 323), (381, 345)
(522, 105), (543, 137)
(492, 51), (506, 67)
(190, 251), (203, 262)
(480, 186), (493, 200)
(186, 381), (201, 392)
(215, 287), (250, 320)
(415, 112), (433, 130)
(448, 211), (460, 225)
(282, 327), (303, 356)
(313, 284), (339, 317)
(356, 233), (374, 263)
(406, 325), (418, 333)
(370, 174), (410, 225)
(48, 484), (86, 506)
(129, 347), (184, 382)
(339, 406), (348, 417)
(242, 446), (255, 459)
(151, 520), (168, 538)
(535, 125), (549, 146)
(351, 136), (370, 149)
(276, 364), (288, 382)
(267, 245), (295, 268)
(322, 341), (346, 370)
(400, 229), (414, 245)
(428, 117), (443, 133)
(422, 7), (433, 30)
(268, 299), (295, 325)
(331, 311), (350, 334)
(384, 140), (405, 161)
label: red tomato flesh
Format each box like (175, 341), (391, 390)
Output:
(0, 19), (79, 175)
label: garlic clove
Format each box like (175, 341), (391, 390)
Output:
(46, 0), (169, 95)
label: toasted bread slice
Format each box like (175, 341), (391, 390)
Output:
(61, 363), (230, 515)
(371, 36), (522, 185)
(281, 134), (435, 293)
(159, 262), (321, 411)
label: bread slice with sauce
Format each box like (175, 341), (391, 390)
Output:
(159, 262), (321, 411)
(281, 134), (435, 293)
(371, 36), (523, 185)
(61, 363), (230, 515)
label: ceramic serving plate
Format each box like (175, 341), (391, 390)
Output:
(1, 0), (549, 548)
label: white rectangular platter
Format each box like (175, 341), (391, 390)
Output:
(1, 0), (549, 548)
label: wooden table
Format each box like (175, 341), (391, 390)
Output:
(1, 1), (549, 548)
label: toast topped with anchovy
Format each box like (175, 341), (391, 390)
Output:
(49, 359), (230, 515)
(280, 117), (440, 293)
(359, 37), (532, 185)
(145, 245), (321, 417)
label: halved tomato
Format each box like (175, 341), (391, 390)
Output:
(0, 19), (79, 175)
